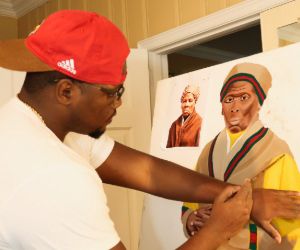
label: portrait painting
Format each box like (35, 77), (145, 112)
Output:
(140, 42), (300, 250)
(166, 84), (202, 148)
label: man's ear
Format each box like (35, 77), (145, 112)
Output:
(55, 79), (79, 105)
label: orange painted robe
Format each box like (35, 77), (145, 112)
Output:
(166, 111), (202, 148)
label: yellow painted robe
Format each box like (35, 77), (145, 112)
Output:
(181, 121), (300, 249)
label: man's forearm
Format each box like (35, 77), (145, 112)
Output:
(98, 142), (229, 203)
(145, 155), (229, 202)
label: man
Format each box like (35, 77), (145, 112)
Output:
(0, 10), (298, 250)
(167, 84), (202, 148)
(181, 63), (300, 249)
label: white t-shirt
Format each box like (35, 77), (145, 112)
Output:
(0, 98), (119, 250)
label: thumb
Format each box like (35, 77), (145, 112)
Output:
(215, 185), (241, 203)
(260, 221), (281, 244)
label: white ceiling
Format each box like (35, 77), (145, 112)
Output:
(0, 0), (48, 18)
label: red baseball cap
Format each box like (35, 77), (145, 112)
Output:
(0, 10), (130, 85)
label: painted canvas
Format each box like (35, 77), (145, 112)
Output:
(139, 42), (300, 250)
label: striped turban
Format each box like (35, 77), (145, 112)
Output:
(220, 63), (272, 105)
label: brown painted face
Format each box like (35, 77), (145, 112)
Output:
(221, 81), (260, 133)
(181, 92), (196, 118)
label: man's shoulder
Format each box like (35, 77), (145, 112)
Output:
(0, 98), (18, 119)
(64, 132), (115, 168)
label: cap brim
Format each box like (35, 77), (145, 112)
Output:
(0, 39), (53, 72)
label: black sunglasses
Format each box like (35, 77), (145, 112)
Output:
(86, 84), (125, 101)
(53, 78), (125, 100)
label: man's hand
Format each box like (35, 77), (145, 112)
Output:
(177, 180), (252, 250)
(251, 189), (300, 243)
(186, 205), (212, 236)
(204, 180), (253, 243)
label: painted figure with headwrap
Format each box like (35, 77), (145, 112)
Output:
(181, 63), (300, 250)
(166, 84), (202, 148)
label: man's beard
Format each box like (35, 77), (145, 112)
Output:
(88, 128), (105, 139)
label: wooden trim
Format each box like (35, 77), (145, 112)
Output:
(141, 0), (148, 38)
(138, 0), (294, 114)
(0, 0), (48, 18)
(138, 0), (293, 53)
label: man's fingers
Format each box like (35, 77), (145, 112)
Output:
(260, 221), (281, 244)
(214, 185), (241, 203)
(234, 179), (252, 200)
(273, 191), (300, 218)
(276, 199), (300, 218)
(273, 190), (300, 197)
(276, 205), (300, 219)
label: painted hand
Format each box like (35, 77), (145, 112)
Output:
(186, 205), (212, 236)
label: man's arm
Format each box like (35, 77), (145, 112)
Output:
(98, 142), (227, 202)
(110, 241), (126, 250)
(97, 142), (300, 242)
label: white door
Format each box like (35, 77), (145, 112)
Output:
(104, 49), (151, 250)
(0, 48), (151, 250)
(0, 67), (25, 105)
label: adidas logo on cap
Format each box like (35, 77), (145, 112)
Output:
(57, 59), (77, 75)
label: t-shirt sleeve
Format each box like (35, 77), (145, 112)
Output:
(64, 132), (115, 169)
(89, 133), (115, 168)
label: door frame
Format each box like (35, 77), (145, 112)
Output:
(137, 0), (294, 113)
